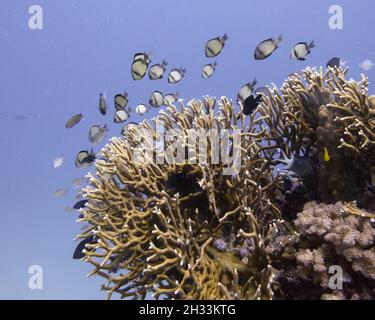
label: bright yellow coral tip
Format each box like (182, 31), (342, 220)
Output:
(323, 147), (330, 162)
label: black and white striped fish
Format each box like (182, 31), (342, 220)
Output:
(131, 52), (151, 80)
(254, 35), (283, 60)
(148, 60), (168, 80)
(168, 68), (186, 84)
(201, 62), (217, 79)
(205, 34), (228, 57)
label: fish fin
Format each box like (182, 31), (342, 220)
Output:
(323, 147), (330, 162)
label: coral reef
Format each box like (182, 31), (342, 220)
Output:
(278, 201), (375, 300)
(74, 67), (375, 299)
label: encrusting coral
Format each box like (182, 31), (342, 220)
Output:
(74, 66), (375, 299)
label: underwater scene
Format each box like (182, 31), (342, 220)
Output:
(1, 0), (375, 301)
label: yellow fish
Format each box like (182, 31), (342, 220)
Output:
(323, 147), (330, 162)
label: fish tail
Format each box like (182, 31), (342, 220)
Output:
(323, 147), (330, 162)
(309, 40), (315, 49)
(222, 33), (228, 41)
(162, 59), (168, 67)
(277, 35), (283, 43)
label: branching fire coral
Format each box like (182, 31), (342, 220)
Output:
(75, 67), (375, 299)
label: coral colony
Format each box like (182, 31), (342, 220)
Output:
(75, 67), (375, 299)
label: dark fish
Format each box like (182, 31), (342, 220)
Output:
(65, 113), (83, 129)
(131, 52), (151, 80)
(242, 94), (262, 115)
(254, 35), (282, 60)
(73, 199), (88, 210)
(99, 93), (107, 115)
(205, 34), (228, 57)
(167, 172), (201, 196)
(75, 149), (96, 168)
(290, 41), (315, 61)
(72, 235), (96, 259)
(278, 150), (315, 177)
(326, 57), (341, 68)
(237, 79), (257, 106)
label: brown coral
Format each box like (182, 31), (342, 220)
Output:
(77, 97), (289, 299)
(286, 201), (375, 299)
(74, 67), (375, 300)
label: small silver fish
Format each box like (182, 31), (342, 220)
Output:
(359, 59), (374, 71)
(237, 79), (257, 106)
(201, 62), (217, 79)
(205, 34), (228, 57)
(290, 41), (315, 61)
(88, 124), (108, 145)
(53, 156), (64, 168)
(131, 52), (151, 80)
(135, 104), (148, 115)
(148, 60), (168, 80)
(254, 35), (282, 60)
(72, 177), (85, 188)
(99, 93), (107, 115)
(65, 113), (83, 129)
(54, 188), (69, 198)
(168, 68), (186, 84)
(149, 91), (164, 108)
